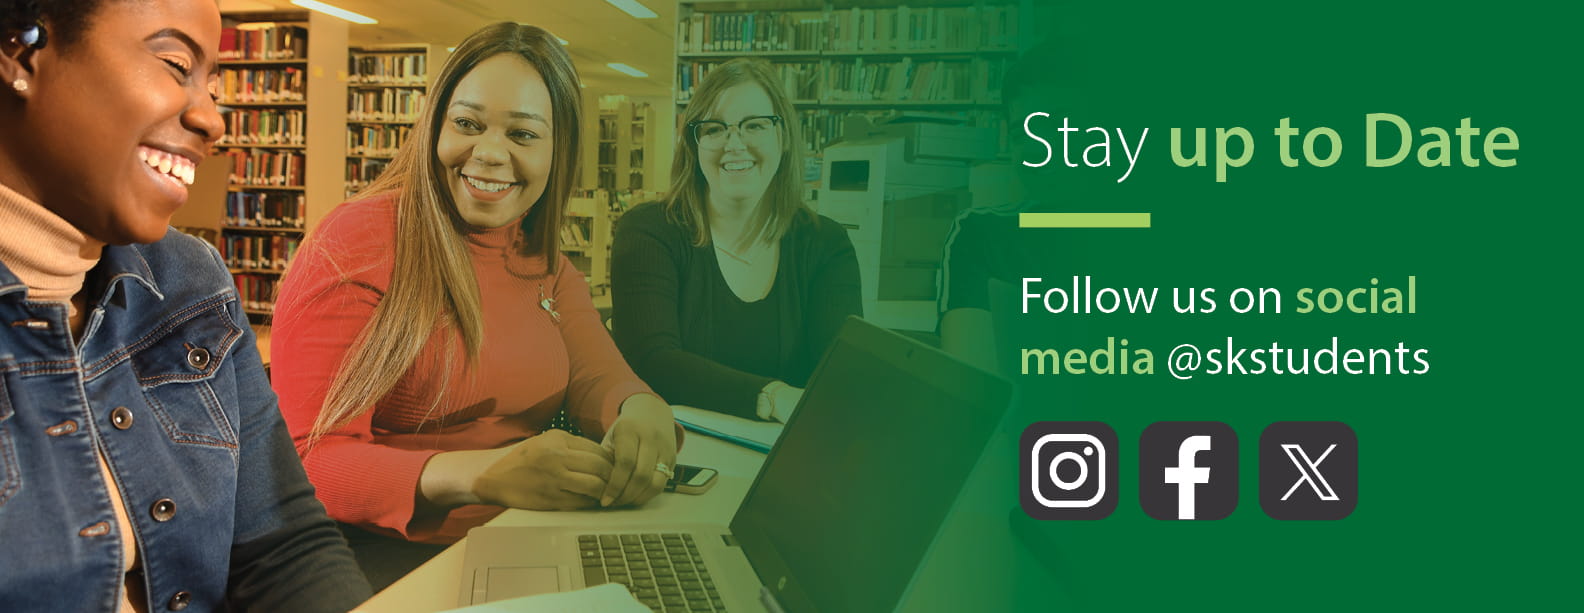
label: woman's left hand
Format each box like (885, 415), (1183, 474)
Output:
(600, 393), (678, 507)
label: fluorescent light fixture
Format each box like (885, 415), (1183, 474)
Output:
(607, 63), (648, 78)
(290, 0), (378, 24)
(605, 0), (657, 19)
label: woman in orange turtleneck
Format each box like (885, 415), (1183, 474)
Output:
(269, 23), (678, 585)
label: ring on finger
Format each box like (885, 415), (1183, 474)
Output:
(655, 462), (674, 478)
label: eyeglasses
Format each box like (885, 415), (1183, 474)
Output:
(689, 115), (782, 149)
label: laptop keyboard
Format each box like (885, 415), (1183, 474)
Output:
(578, 533), (726, 612)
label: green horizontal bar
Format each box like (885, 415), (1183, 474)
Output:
(1019, 213), (1152, 228)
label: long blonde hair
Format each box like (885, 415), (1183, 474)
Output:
(666, 58), (809, 250)
(306, 23), (582, 441)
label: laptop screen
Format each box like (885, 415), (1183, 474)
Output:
(728, 317), (1011, 612)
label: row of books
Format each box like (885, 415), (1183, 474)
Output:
(678, 10), (826, 54)
(799, 109), (848, 153)
(347, 88), (425, 122)
(824, 5), (1018, 52)
(220, 67), (306, 104)
(224, 192), (305, 229)
(677, 4), (1020, 54)
(220, 109), (305, 147)
(348, 52), (428, 84)
(347, 124), (411, 158)
(219, 24), (307, 61)
(222, 234), (301, 272)
(232, 274), (281, 313)
(226, 150), (304, 188)
(594, 167), (618, 190)
(345, 158), (392, 194)
(825, 59), (985, 102)
(560, 220), (594, 250)
(677, 61), (819, 103)
(677, 58), (1004, 104)
(796, 109), (1007, 154)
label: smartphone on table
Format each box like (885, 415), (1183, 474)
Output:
(665, 464), (718, 494)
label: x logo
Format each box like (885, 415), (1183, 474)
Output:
(1280, 443), (1338, 501)
(1260, 422), (1356, 520)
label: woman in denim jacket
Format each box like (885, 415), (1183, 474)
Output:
(0, 1), (370, 611)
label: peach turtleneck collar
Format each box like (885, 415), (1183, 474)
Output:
(0, 180), (105, 312)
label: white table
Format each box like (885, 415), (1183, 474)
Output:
(356, 434), (767, 612)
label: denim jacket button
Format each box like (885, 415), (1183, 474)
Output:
(167, 590), (192, 611)
(150, 498), (177, 522)
(110, 407), (134, 430)
(185, 347), (211, 370)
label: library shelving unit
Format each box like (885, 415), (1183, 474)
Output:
(571, 98), (660, 295)
(213, 11), (347, 320)
(563, 189), (666, 296)
(674, 0), (1023, 186)
(345, 44), (439, 198)
(594, 106), (618, 190)
(564, 191), (614, 294)
(582, 99), (658, 191)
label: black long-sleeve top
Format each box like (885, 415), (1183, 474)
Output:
(611, 201), (862, 419)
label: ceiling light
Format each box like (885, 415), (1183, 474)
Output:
(605, 0), (657, 19)
(290, 0), (377, 24)
(607, 63), (648, 78)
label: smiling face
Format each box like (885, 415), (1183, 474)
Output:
(434, 53), (554, 229)
(698, 83), (783, 212)
(3, 0), (223, 245)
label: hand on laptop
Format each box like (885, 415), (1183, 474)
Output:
(600, 393), (679, 508)
(757, 382), (805, 423)
(469, 429), (616, 510)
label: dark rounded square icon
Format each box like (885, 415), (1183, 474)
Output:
(1259, 421), (1358, 520)
(1138, 421), (1238, 521)
(1019, 421), (1118, 520)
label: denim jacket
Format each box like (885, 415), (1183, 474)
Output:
(0, 230), (369, 612)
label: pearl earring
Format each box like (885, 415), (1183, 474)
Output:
(10, 78), (26, 93)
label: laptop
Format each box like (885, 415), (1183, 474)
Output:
(457, 316), (1012, 612)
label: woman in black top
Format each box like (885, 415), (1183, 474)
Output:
(612, 59), (861, 421)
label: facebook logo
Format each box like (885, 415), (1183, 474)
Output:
(1139, 422), (1238, 521)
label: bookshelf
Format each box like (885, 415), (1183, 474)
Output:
(563, 189), (664, 296)
(583, 99), (657, 191)
(564, 192), (613, 294)
(675, 0), (1022, 164)
(212, 11), (348, 319)
(345, 44), (438, 198)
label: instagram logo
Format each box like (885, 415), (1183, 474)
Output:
(1020, 422), (1118, 520)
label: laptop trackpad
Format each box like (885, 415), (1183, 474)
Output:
(484, 566), (561, 602)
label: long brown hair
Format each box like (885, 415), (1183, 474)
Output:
(666, 58), (808, 250)
(306, 23), (582, 441)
